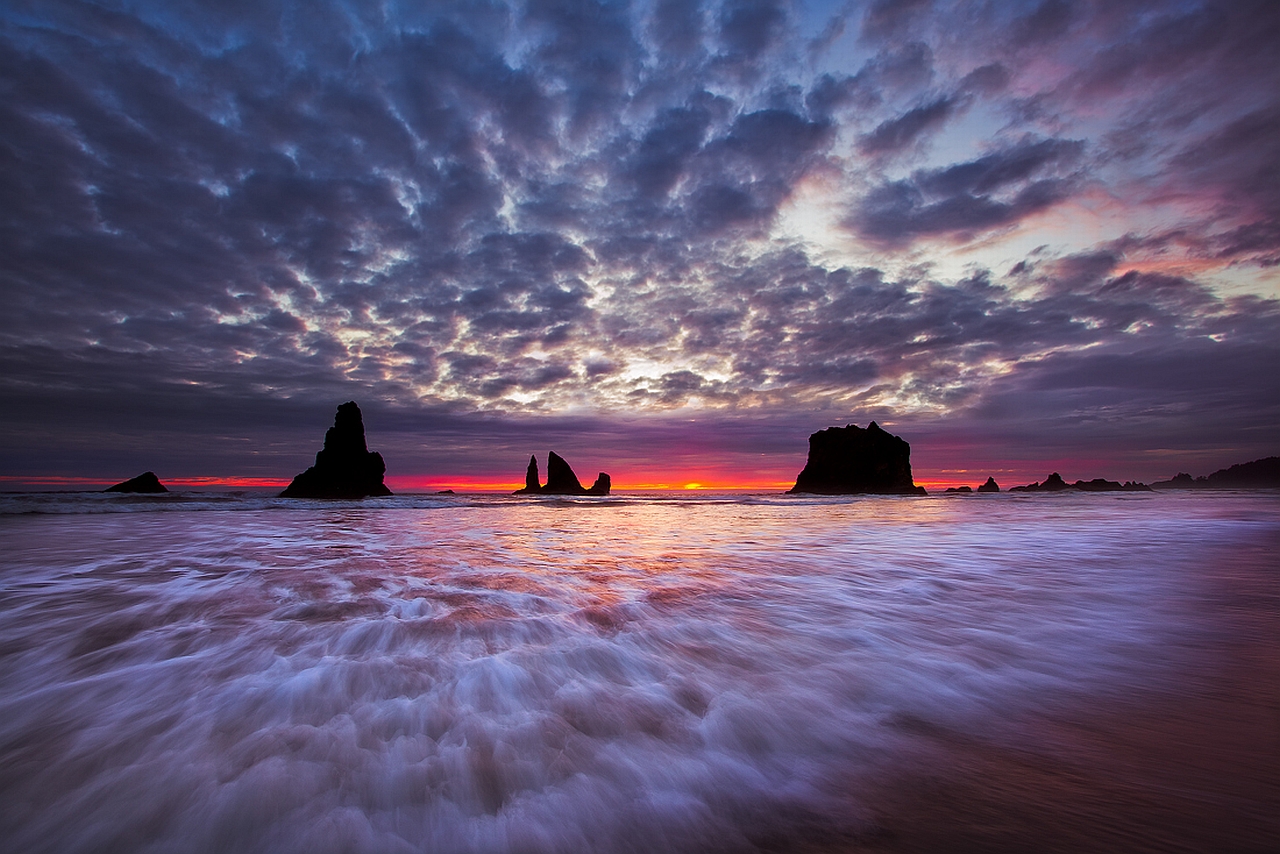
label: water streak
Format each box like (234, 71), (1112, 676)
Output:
(1, 492), (1276, 852)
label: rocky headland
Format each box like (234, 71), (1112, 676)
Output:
(788, 422), (927, 495)
(514, 452), (611, 496)
(280, 402), (393, 499)
(105, 471), (168, 493)
(1151, 457), (1280, 489)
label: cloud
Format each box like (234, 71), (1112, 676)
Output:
(849, 137), (1082, 246)
(858, 95), (959, 154)
(0, 0), (1277, 484)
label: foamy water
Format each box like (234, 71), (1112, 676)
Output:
(1, 491), (1276, 853)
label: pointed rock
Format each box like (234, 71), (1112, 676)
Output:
(544, 451), (586, 493)
(788, 422), (926, 495)
(514, 455), (541, 494)
(105, 472), (168, 493)
(280, 402), (392, 498)
(977, 477), (1000, 493)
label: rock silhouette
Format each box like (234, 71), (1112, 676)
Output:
(514, 452), (611, 495)
(519, 455), (541, 493)
(1010, 473), (1072, 492)
(1152, 457), (1280, 489)
(788, 422), (926, 495)
(1151, 472), (1204, 489)
(945, 486), (972, 493)
(977, 477), (1000, 493)
(105, 471), (167, 493)
(1011, 473), (1150, 492)
(1206, 456), (1280, 487)
(280, 402), (392, 498)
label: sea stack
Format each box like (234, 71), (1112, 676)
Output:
(105, 471), (168, 493)
(280, 402), (393, 498)
(788, 422), (926, 495)
(514, 452), (611, 496)
(977, 477), (1000, 493)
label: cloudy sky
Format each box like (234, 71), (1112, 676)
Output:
(2, 0), (1278, 490)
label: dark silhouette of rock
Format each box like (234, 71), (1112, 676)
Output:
(1206, 456), (1280, 487)
(1151, 472), (1205, 489)
(105, 471), (168, 493)
(1010, 472), (1071, 492)
(788, 422), (926, 495)
(514, 452), (611, 496)
(1073, 477), (1123, 492)
(977, 477), (1000, 493)
(945, 486), (972, 493)
(1011, 473), (1151, 493)
(545, 451), (585, 493)
(514, 455), (541, 494)
(1074, 477), (1150, 492)
(1153, 457), (1279, 489)
(280, 402), (392, 498)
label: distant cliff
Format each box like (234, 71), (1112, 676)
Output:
(280, 402), (393, 499)
(788, 422), (926, 495)
(514, 452), (610, 496)
(105, 472), (168, 493)
(1152, 456), (1280, 489)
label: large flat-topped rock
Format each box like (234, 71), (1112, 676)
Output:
(788, 422), (926, 495)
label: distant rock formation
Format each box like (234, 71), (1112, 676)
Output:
(977, 477), (1000, 493)
(105, 471), (168, 493)
(1010, 472), (1072, 492)
(945, 486), (972, 493)
(1206, 456), (1280, 487)
(1151, 472), (1203, 489)
(1011, 473), (1150, 492)
(788, 422), (927, 495)
(280, 402), (393, 498)
(1074, 478), (1151, 492)
(1152, 457), (1280, 489)
(514, 452), (611, 496)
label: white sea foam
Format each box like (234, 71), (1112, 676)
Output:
(0, 492), (1276, 852)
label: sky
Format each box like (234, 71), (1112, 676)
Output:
(2, 0), (1278, 491)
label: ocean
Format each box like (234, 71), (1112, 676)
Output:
(1, 490), (1276, 853)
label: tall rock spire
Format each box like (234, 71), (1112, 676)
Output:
(280, 402), (392, 498)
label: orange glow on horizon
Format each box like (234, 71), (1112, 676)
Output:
(385, 474), (797, 492)
(2, 463), (1168, 494)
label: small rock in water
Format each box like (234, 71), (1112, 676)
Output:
(105, 471), (168, 493)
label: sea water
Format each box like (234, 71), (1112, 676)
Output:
(0, 491), (1276, 853)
